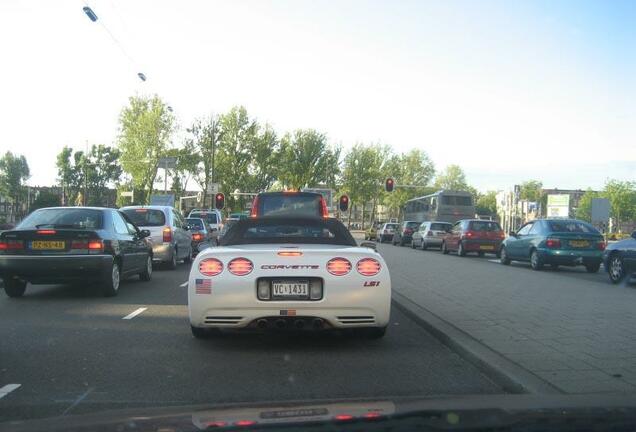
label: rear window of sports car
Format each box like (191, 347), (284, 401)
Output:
(221, 218), (357, 246)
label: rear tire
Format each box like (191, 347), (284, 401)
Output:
(3, 278), (27, 298)
(411, 240), (416, 249)
(139, 256), (152, 281)
(421, 241), (428, 251)
(441, 241), (449, 255)
(608, 254), (625, 284)
(500, 247), (511, 265)
(167, 247), (178, 270)
(102, 261), (121, 297)
(458, 241), (466, 257)
(184, 246), (192, 264)
(585, 263), (600, 273)
(530, 250), (544, 271)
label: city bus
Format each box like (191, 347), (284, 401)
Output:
(403, 190), (475, 223)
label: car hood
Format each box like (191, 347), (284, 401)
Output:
(5, 394), (636, 432)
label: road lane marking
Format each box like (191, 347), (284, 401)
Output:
(180, 281), (188, 287)
(62, 387), (93, 415)
(0, 384), (21, 399)
(122, 307), (148, 320)
(488, 259), (500, 264)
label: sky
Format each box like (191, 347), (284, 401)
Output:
(0, 0), (634, 192)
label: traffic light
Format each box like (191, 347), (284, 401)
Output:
(385, 178), (395, 192)
(214, 193), (225, 210)
(339, 195), (349, 212)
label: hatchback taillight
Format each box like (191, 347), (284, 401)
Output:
(0, 240), (24, 250)
(327, 257), (351, 276)
(427, 231), (434, 237)
(546, 238), (561, 249)
(404, 228), (413, 235)
(163, 227), (172, 242)
(192, 233), (203, 241)
(357, 258), (381, 276)
(228, 258), (253, 276)
(463, 231), (475, 239)
(199, 258), (223, 276)
(596, 241), (606, 251)
(250, 195), (260, 218)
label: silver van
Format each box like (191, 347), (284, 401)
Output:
(121, 206), (192, 269)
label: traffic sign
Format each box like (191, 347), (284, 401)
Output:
(158, 157), (177, 169)
(591, 198), (610, 224)
(120, 191), (133, 198)
(207, 182), (220, 194)
(197, 191), (202, 203)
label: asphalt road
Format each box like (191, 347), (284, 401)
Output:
(0, 259), (503, 423)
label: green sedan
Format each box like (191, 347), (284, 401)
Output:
(500, 219), (605, 272)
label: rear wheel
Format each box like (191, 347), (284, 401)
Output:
(608, 254), (625, 284)
(102, 261), (121, 297)
(500, 247), (511, 265)
(139, 256), (152, 281)
(411, 239), (416, 249)
(441, 241), (449, 255)
(3, 278), (27, 298)
(184, 246), (192, 264)
(585, 263), (601, 273)
(530, 250), (544, 271)
(421, 241), (428, 251)
(458, 241), (466, 257)
(167, 247), (178, 270)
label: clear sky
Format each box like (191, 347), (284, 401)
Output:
(1, 0), (634, 191)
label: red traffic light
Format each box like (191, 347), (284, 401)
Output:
(339, 195), (349, 212)
(385, 178), (394, 192)
(214, 193), (225, 210)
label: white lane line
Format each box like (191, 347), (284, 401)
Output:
(122, 307), (148, 320)
(488, 259), (500, 263)
(0, 384), (21, 400)
(62, 387), (93, 415)
(179, 281), (188, 287)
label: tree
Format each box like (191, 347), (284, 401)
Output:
(117, 95), (175, 204)
(187, 115), (222, 206)
(278, 129), (341, 190)
(476, 191), (498, 215)
(30, 189), (61, 211)
(56, 146), (85, 206)
(519, 180), (543, 202)
(434, 165), (469, 191)
(246, 123), (281, 193)
(342, 144), (385, 227)
(0, 152), (30, 217)
(167, 146), (199, 199)
(603, 179), (636, 230)
(575, 189), (601, 222)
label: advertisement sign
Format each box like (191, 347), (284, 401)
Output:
(591, 198), (610, 224)
(547, 194), (569, 218)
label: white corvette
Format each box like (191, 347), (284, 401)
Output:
(187, 216), (391, 339)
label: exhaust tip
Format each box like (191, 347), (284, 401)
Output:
(275, 319), (287, 329)
(312, 318), (324, 329)
(257, 319), (268, 329)
(294, 320), (305, 329)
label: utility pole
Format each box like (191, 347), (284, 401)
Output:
(84, 140), (88, 206)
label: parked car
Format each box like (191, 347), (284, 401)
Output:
(499, 218), (605, 272)
(602, 230), (636, 283)
(216, 217), (239, 245)
(121, 206), (192, 269)
(364, 222), (383, 241)
(187, 208), (224, 240)
(377, 223), (399, 243)
(442, 219), (505, 256)
(185, 217), (211, 256)
(0, 206), (152, 297)
(392, 221), (421, 246)
(412, 221), (452, 250)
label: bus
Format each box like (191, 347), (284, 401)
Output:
(403, 190), (475, 223)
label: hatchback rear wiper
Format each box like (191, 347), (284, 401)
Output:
(34, 224), (77, 228)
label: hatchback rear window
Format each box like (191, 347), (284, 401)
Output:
(405, 221), (420, 229)
(548, 221), (598, 234)
(431, 223), (452, 231)
(385, 224), (399, 229)
(190, 212), (218, 224)
(122, 209), (166, 227)
(186, 218), (205, 230)
(469, 221), (502, 232)
(19, 208), (104, 230)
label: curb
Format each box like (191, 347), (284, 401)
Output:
(392, 291), (563, 395)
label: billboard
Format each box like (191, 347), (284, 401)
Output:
(591, 198), (610, 224)
(547, 194), (569, 218)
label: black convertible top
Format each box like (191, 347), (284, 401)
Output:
(219, 216), (357, 247)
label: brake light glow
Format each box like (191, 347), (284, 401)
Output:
(228, 258), (253, 276)
(250, 195), (260, 218)
(364, 412), (382, 420)
(163, 227), (172, 243)
(327, 257), (351, 276)
(404, 228), (413, 235)
(134, 209), (147, 213)
(192, 233), (203, 241)
(199, 258), (223, 276)
(206, 421), (227, 428)
(234, 420), (256, 427)
(464, 231), (475, 239)
(278, 251), (303, 257)
(596, 241), (606, 251)
(37, 229), (56, 235)
(88, 240), (103, 251)
(546, 238), (561, 249)
(71, 240), (89, 249)
(320, 197), (329, 218)
(357, 258), (381, 276)
(498, 231), (506, 239)
(0, 240), (23, 250)
(334, 414), (354, 421)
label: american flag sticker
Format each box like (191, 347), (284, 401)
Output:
(279, 310), (296, 316)
(195, 279), (212, 294)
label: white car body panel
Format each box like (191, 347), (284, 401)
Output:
(188, 243), (391, 330)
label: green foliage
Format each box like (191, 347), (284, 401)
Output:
(574, 189), (601, 222)
(30, 190), (60, 211)
(0, 152), (30, 208)
(603, 179), (636, 227)
(476, 191), (498, 215)
(381, 149), (436, 216)
(519, 180), (543, 202)
(186, 115), (222, 206)
(434, 165), (469, 191)
(118, 95), (175, 204)
(342, 144), (385, 208)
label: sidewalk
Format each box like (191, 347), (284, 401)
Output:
(382, 244), (636, 394)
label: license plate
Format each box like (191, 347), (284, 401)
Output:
(30, 240), (65, 250)
(570, 240), (589, 248)
(479, 245), (495, 250)
(272, 280), (309, 299)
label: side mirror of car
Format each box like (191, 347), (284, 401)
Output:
(360, 241), (377, 251)
(139, 229), (151, 239)
(509, 231), (517, 237)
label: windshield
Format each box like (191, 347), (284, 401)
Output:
(18, 208), (103, 229)
(122, 208), (166, 227)
(189, 211), (218, 224)
(185, 218), (205, 230)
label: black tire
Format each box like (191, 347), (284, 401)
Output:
(139, 255), (153, 281)
(102, 261), (121, 297)
(355, 326), (387, 339)
(608, 254), (625, 284)
(411, 239), (416, 249)
(585, 262), (601, 273)
(421, 241), (428, 251)
(441, 241), (449, 255)
(167, 247), (178, 270)
(3, 277), (27, 298)
(500, 247), (511, 265)
(184, 246), (192, 264)
(478, 251), (485, 257)
(530, 249), (544, 271)
(458, 241), (466, 257)
(400, 239), (406, 247)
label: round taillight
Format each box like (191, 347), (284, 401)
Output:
(327, 257), (351, 276)
(199, 258), (223, 276)
(228, 257), (253, 276)
(357, 258), (381, 276)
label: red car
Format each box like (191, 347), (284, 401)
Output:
(441, 219), (505, 257)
